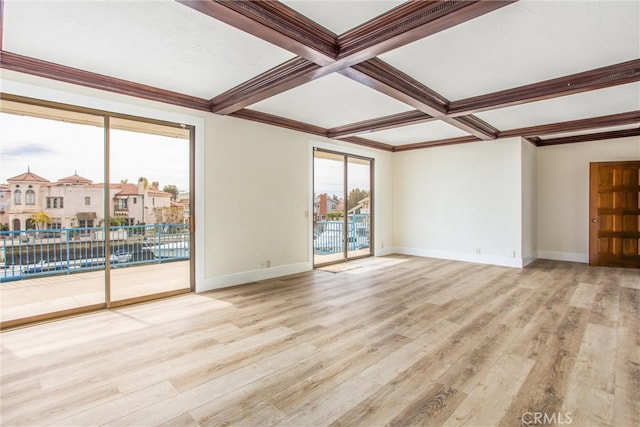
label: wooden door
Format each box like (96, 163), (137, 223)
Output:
(589, 161), (640, 268)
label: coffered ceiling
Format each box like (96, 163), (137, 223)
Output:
(1, 0), (638, 152)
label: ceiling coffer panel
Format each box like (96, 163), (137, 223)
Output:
(0, 0), (638, 151)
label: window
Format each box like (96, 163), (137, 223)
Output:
(14, 189), (22, 205)
(78, 219), (94, 228)
(25, 189), (35, 205)
(115, 198), (128, 210)
(46, 219), (62, 229)
(46, 197), (64, 208)
(85, 197), (91, 206)
(133, 197), (137, 204)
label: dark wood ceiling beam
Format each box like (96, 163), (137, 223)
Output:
(337, 0), (516, 62)
(394, 135), (480, 152)
(176, 0), (337, 65)
(338, 136), (395, 152)
(0, 51), (212, 112)
(342, 58), (448, 116)
(327, 110), (433, 139)
(342, 58), (499, 140)
(498, 111), (640, 138)
(230, 108), (394, 151)
(229, 108), (326, 137)
(443, 115), (499, 140)
(193, 0), (517, 115)
(394, 112), (640, 152)
(449, 59), (640, 116)
(536, 128), (640, 146)
(210, 57), (324, 114)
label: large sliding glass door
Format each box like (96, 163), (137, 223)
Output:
(0, 96), (193, 327)
(108, 117), (191, 305)
(313, 148), (373, 266)
(0, 100), (107, 325)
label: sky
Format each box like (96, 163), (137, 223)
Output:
(1, 111), (371, 199)
(314, 155), (371, 199)
(0, 112), (190, 192)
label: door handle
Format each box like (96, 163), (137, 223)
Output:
(591, 218), (597, 223)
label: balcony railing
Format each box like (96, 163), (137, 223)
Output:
(314, 214), (370, 255)
(0, 223), (190, 282)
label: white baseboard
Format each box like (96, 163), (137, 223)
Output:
(197, 261), (313, 292)
(393, 247), (525, 268)
(374, 247), (396, 257)
(537, 251), (588, 264)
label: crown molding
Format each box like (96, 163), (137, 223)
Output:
(449, 59), (640, 116)
(0, 51), (212, 112)
(327, 110), (433, 139)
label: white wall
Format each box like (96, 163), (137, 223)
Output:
(4, 70), (638, 278)
(521, 138), (537, 265)
(1, 70), (393, 291)
(392, 137), (524, 267)
(537, 136), (640, 263)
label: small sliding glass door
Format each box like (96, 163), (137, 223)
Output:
(313, 148), (373, 266)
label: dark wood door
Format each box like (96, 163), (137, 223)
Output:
(589, 160), (640, 268)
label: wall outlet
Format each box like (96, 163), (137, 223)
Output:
(381, 242), (384, 248)
(265, 260), (271, 268)
(476, 248), (481, 254)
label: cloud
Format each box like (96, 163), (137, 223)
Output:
(0, 142), (54, 158)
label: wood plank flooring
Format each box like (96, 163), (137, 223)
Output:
(1, 255), (638, 426)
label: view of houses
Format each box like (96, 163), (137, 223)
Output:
(0, 169), (190, 231)
(313, 191), (370, 222)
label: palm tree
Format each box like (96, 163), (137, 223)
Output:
(31, 211), (51, 230)
(138, 177), (148, 190)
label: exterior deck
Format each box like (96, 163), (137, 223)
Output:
(1, 261), (189, 326)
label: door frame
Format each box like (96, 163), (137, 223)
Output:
(0, 94), (198, 328)
(312, 147), (374, 267)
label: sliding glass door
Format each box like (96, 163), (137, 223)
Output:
(108, 117), (191, 305)
(0, 97), (193, 327)
(313, 148), (373, 266)
(0, 100), (107, 326)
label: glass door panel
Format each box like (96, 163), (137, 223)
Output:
(346, 157), (372, 259)
(313, 149), (373, 267)
(108, 117), (191, 304)
(0, 100), (106, 326)
(313, 150), (346, 265)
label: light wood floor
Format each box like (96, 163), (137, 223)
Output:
(1, 255), (638, 426)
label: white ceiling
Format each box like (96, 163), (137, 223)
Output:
(378, 0), (640, 101)
(251, 73), (413, 128)
(282, 0), (405, 35)
(476, 82), (640, 130)
(366, 121), (469, 145)
(1, 0), (639, 147)
(2, 0), (296, 99)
